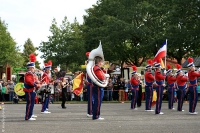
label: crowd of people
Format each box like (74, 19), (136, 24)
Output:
(0, 75), (142, 104)
(0, 80), (18, 103)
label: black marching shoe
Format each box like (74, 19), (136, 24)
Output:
(61, 104), (66, 109)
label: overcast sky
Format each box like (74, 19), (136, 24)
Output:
(0, 0), (97, 67)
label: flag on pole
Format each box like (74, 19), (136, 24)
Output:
(153, 41), (167, 62)
(152, 90), (157, 107)
(160, 59), (165, 68)
(72, 72), (84, 96)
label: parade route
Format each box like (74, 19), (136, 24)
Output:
(1, 103), (200, 133)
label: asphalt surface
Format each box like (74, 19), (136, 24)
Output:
(1, 102), (200, 133)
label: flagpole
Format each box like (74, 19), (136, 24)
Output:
(165, 39), (167, 69)
(164, 39), (167, 85)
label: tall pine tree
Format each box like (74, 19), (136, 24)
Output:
(22, 38), (40, 68)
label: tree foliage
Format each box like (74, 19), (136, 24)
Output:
(164, 0), (200, 64)
(38, 17), (85, 72)
(0, 19), (24, 68)
(37, 0), (200, 71)
(82, 0), (164, 67)
(82, 0), (200, 66)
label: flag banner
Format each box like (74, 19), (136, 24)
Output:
(152, 90), (157, 107)
(154, 41), (167, 62)
(160, 59), (165, 68)
(72, 72), (84, 96)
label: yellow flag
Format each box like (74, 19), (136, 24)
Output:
(72, 73), (84, 96)
(152, 90), (157, 107)
(160, 59), (165, 68)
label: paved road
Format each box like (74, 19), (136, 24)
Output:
(1, 102), (200, 133)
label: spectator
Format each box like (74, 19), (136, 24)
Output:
(1, 83), (7, 101)
(174, 90), (178, 103)
(38, 95), (42, 104)
(13, 94), (19, 104)
(113, 79), (119, 101)
(118, 77), (125, 103)
(66, 79), (72, 101)
(80, 93), (83, 101)
(8, 80), (15, 102)
(71, 92), (75, 101)
(0, 81), (2, 101)
(83, 84), (88, 101)
(107, 78), (113, 101)
(61, 78), (67, 109)
(124, 80), (131, 101)
(55, 81), (62, 101)
(19, 76), (24, 83)
(35, 94), (39, 104)
(49, 95), (54, 104)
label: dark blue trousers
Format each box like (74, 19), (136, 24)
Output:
(41, 93), (49, 112)
(177, 89), (185, 111)
(92, 86), (104, 120)
(155, 86), (164, 114)
(189, 86), (198, 113)
(31, 92), (36, 115)
(131, 89), (138, 109)
(145, 86), (153, 110)
(87, 84), (93, 115)
(25, 92), (35, 120)
(168, 87), (175, 109)
(46, 94), (50, 109)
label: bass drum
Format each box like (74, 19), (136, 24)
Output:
(14, 83), (25, 96)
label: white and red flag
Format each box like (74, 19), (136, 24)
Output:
(153, 40), (167, 62)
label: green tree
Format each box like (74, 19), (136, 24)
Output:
(0, 19), (24, 68)
(39, 17), (85, 72)
(22, 38), (40, 68)
(164, 0), (200, 64)
(82, 0), (163, 68)
(83, 0), (200, 67)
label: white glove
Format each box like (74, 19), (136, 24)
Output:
(163, 84), (166, 87)
(174, 73), (177, 76)
(185, 73), (188, 77)
(105, 74), (110, 78)
(198, 68), (200, 71)
(164, 70), (167, 74)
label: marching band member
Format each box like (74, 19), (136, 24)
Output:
(144, 59), (155, 111)
(86, 52), (93, 117)
(86, 43), (109, 120)
(187, 57), (200, 114)
(92, 56), (106, 120)
(24, 54), (40, 120)
(130, 66), (140, 110)
(154, 59), (165, 115)
(176, 64), (188, 112)
(41, 60), (52, 114)
(61, 77), (68, 109)
(166, 64), (176, 110)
